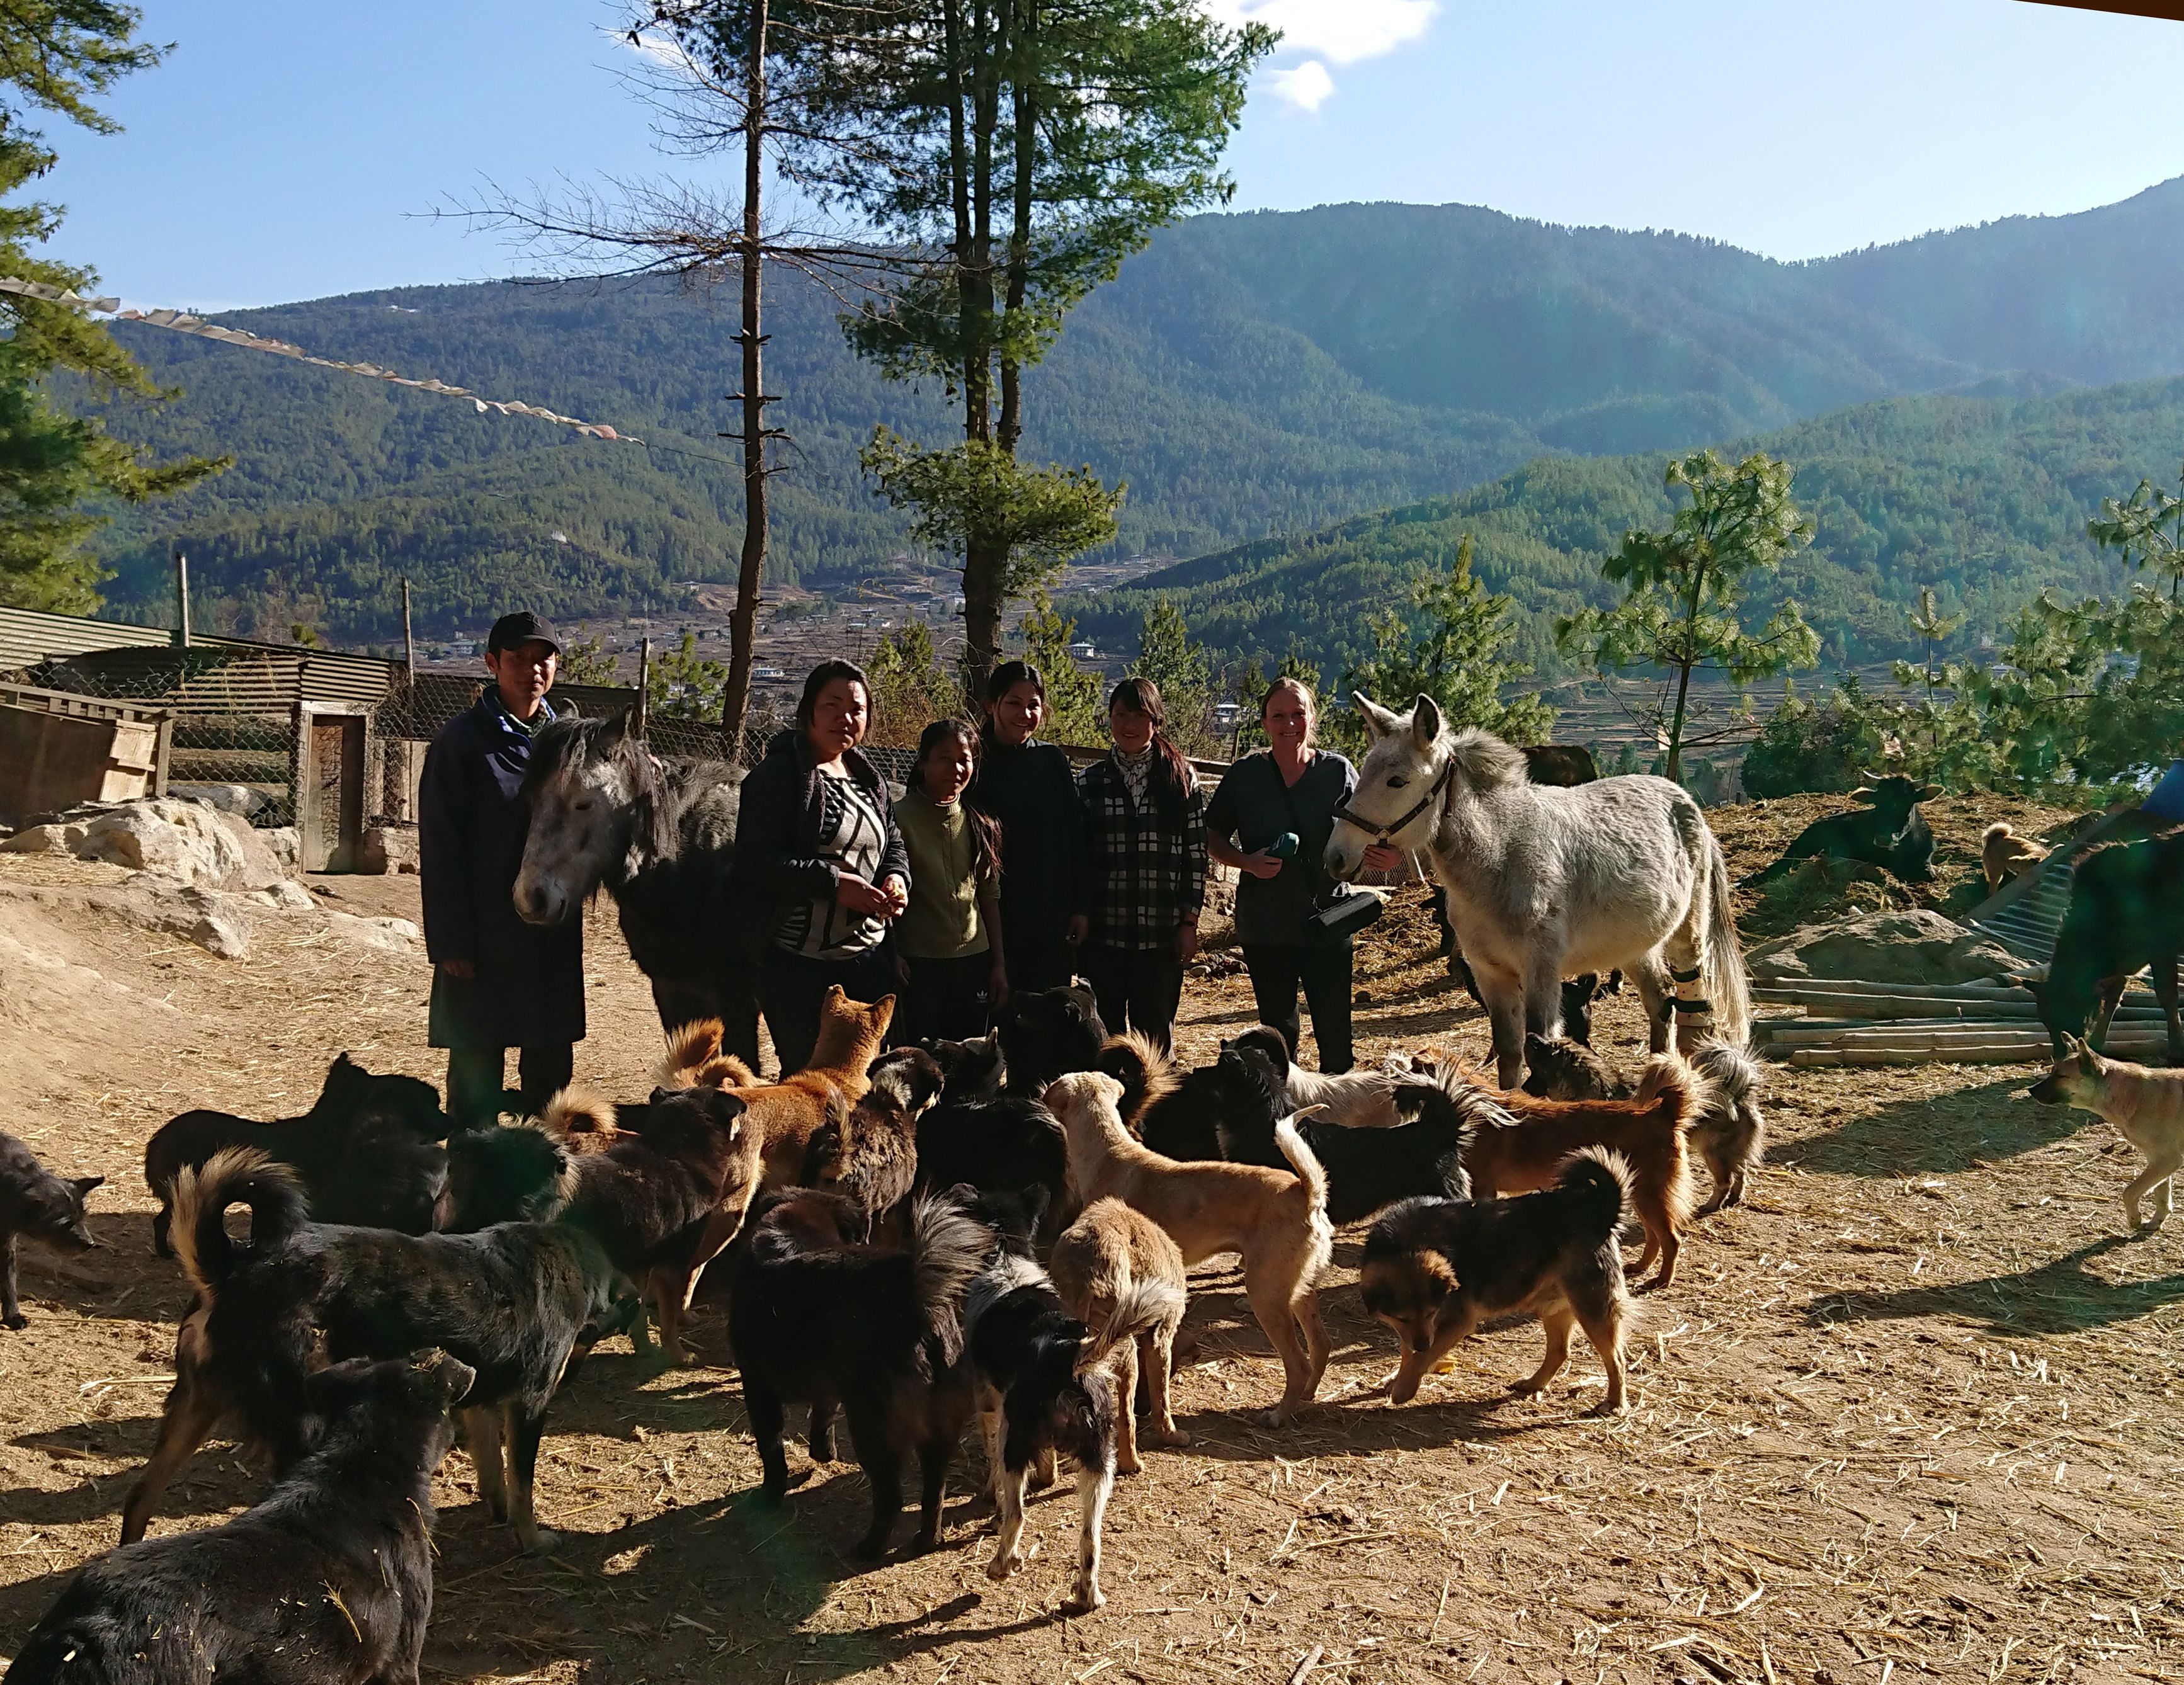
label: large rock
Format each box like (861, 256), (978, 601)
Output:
(76, 799), (250, 889)
(1747, 909), (2022, 985)
(0, 822), (89, 856)
(327, 911), (423, 953)
(207, 809), (289, 892)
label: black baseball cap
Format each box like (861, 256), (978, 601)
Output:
(487, 611), (561, 655)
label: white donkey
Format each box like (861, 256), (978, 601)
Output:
(1325, 695), (1749, 1086)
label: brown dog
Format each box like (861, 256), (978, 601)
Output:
(1983, 821), (2049, 894)
(2029, 1036), (2184, 1233)
(1043, 1071), (1331, 1426)
(1047, 1196), (1191, 1470)
(1448, 1056), (1703, 1291)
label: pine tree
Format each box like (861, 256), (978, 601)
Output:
(1346, 535), (1553, 746)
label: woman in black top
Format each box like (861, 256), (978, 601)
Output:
(1071, 678), (1207, 1053)
(736, 659), (910, 1074)
(970, 660), (1088, 993)
(1205, 678), (1402, 1074)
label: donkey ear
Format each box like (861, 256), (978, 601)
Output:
(598, 708), (631, 750)
(1352, 691), (1397, 738)
(1411, 695), (1443, 748)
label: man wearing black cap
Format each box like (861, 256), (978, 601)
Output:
(418, 611), (584, 1123)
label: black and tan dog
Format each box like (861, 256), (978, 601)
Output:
(729, 1188), (990, 1558)
(143, 1053), (448, 1254)
(13, 1350), (472, 1685)
(122, 1149), (623, 1553)
(1360, 1150), (1634, 1415)
(965, 1237), (1184, 1614)
(0, 1128), (102, 1330)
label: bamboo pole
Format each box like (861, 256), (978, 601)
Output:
(1761, 1023), (2171, 1050)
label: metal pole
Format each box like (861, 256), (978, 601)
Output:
(634, 637), (652, 742)
(401, 578), (416, 677)
(173, 547), (191, 648)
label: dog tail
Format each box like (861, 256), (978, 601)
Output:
(1558, 1146), (1633, 1243)
(657, 1018), (725, 1088)
(1688, 1036), (1762, 1111)
(1633, 1053), (1710, 1128)
(1096, 1030), (1176, 1134)
(171, 1146), (307, 1300)
(542, 1085), (622, 1152)
(1273, 1115), (1336, 1283)
(1079, 1276), (1185, 1375)
(1983, 820), (2015, 845)
(909, 1192), (992, 1366)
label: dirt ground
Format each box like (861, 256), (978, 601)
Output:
(6, 797), (2184, 1684)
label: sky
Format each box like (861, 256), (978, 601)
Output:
(32, 0), (2184, 311)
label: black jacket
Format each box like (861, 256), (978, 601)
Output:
(733, 729), (911, 950)
(970, 737), (1086, 955)
(419, 693), (584, 1049)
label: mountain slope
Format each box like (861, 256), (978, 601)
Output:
(1066, 376), (2184, 678)
(60, 176), (2184, 640)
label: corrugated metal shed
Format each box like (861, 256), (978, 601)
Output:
(1, 606), (401, 710)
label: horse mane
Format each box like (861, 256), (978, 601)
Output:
(1441, 727), (1530, 791)
(526, 713), (680, 871)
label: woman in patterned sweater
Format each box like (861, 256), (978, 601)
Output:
(736, 659), (911, 1074)
(1070, 678), (1207, 1053)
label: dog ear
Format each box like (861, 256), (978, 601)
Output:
(1919, 783), (1942, 801)
(423, 1351), (478, 1407)
(649, 1086), (677, 1108)
(71, 1176), (104, 1196)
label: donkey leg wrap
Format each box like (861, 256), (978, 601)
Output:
(1668, 963), (1711, 1050)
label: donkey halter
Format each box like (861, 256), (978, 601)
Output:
(1333, 752), (1459, 848)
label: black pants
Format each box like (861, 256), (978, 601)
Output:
(760, 945), (896, 1076)
(1243, 941), (1355, 1074)
(446, 1044), (575, 1128)
(1081, 943), (1185, 1056)
(895, 952), (995, 1046)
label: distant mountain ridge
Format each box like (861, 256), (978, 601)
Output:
(60, 174), (2184, 640)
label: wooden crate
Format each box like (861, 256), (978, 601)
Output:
(0, 693), (171, 819)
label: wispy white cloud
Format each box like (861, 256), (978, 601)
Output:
(1210, 1), (1440, 67)
(1266, 60), (1336, 113)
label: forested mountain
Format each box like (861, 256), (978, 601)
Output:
(60, 176), (2184, 641)
(1069, 376), (2184, 678)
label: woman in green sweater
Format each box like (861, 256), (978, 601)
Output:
(893, 718), (1009, 1043)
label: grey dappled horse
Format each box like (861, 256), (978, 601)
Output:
(514, 711), (759, 1064)
(1325, 695), (1749, 1086)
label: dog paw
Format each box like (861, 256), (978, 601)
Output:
(520, 1528), (562, 1556)
(1258, 1405), (1297, 1429)
(1115, 1455), (1142, 1477)
(1584, 1397), (1628, 1419)
(1507, 1379), (1544, 1398)
(985, 1548), (1025, 1582)
(1061, 1587), (1106, 1616)
(1143, 1426), (1192, 1449)
(1, 1313), (25, 1332)
(850, 1533), (891, 1561)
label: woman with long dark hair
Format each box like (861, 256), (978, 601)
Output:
(1071, 677), (1207, 1053)
(892, 718), (1008, 1043)
(970, 660), (1088, 993)
(734, 659), (910, 1073)
(1205, 677), (1402, 1073)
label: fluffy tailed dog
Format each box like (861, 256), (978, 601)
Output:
(0, 1129), (101, 1330)
(914, 1038), (1074, 1244)
(2029, 1036), (2184, 1232)
(1097, 1027), (1270, 1161)
(1048, 1197), (1191, 1466)
(1360, 1150), (1633, 1414)
(1233, 1023), (1407, 1129)
(122, 1149), (623, 1553)
(12, 1351), (474, 1685)
(804, 1046), (945, 1240)
(535, 1083), (758, 1362)
(1423, 1057), (1703, 1290)
(1522, 1033), (1765, 1215)
(965, 1240), (1185, 1614)
(1043, 1070), (1333, 1426)
(994, 984), (1108, 1094)
(1983, 820), (2049, 893)
(728, 1188), (990, 1557)
(142, 1053), (448, 1254)
(1202, 1038), (1475, 1225)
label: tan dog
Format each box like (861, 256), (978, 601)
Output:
(2030, 1037), (2184, 1233)
(1048, 1196), (1191, 1469)
(1983, 821), (2049, 894)
(1043, 1070), (1332, 1426)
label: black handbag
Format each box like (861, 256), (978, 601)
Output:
(1307, 885), (1384, 941)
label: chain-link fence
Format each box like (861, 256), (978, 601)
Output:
(6, 647), (303, 825)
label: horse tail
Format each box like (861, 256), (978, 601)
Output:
(1700, 827), (1751, 1043)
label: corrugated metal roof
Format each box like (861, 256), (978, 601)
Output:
(1, 604), (402, 709)
(0, 605), (174, 667)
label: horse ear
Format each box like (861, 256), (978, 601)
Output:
(1411, 695), (1443, 748)
(1352, 691), (1397, 739)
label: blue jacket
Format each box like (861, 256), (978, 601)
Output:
(418, 692), (585, 1049)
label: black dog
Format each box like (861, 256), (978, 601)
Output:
(804, 1047), (946, 1240)
(1096, 1029), (1249, 1163)
(1360, 1150), (1632, 1414)
(122, 1149), (622, 1553)
(914, 1040), (1073, 1244)
(0, 1130), (101, 1330)
(729, 1188), (990, 1557)
(965, 1239), (1183, 1614)
(993, 984), (1108, 1094)
(1198, 1036), (1474, 1225)
(142, 1053), (448, 1254)
(13, 1351), (472, 1685)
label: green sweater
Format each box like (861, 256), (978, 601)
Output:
(895, 788), (993, 960)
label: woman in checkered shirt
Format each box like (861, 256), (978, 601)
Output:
(1068, 678), (1207, 1054)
